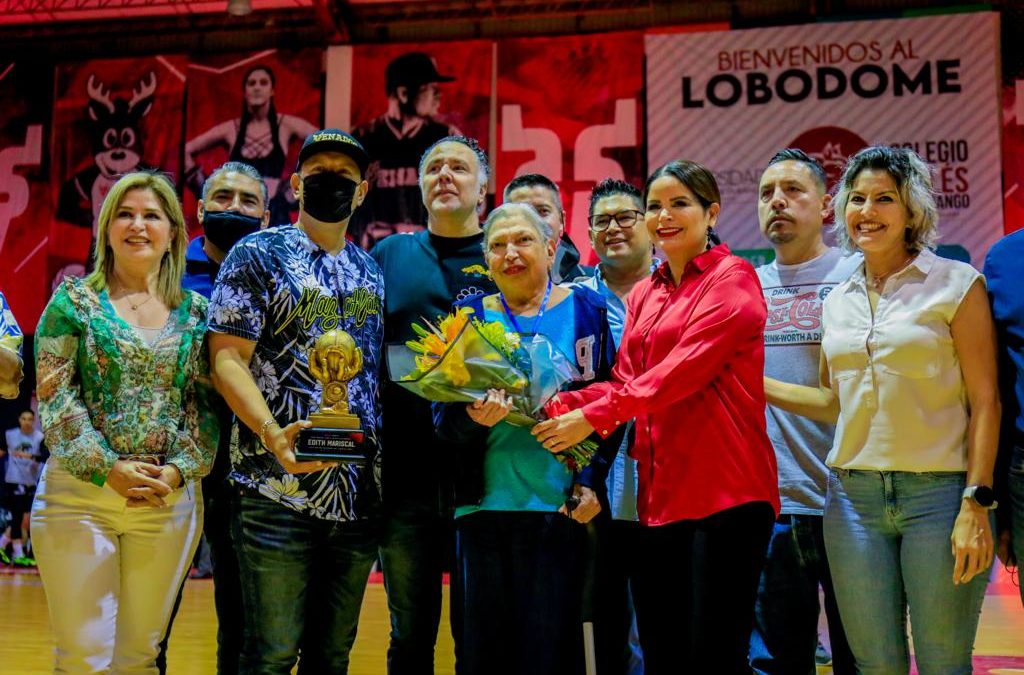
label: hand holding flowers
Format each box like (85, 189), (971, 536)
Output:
(467, 388), (514, 427)
(389, 308), (600, 470)
(532, 409), (596, 454)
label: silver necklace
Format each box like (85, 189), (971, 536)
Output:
(867, 256), (914, 292)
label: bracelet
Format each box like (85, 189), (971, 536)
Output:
(258, 418), (279, 448)
(166, 462), (191, 499)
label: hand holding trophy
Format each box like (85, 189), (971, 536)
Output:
(296, 329), (368, 463)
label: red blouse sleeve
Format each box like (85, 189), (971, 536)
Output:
(580, 267), (766, 438)
(555, 279), (646, 412)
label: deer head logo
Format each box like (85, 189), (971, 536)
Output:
(85, 72), (157, 178)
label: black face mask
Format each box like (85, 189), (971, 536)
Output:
(301, 172), (358, 224)
(202, 210), (263, 253)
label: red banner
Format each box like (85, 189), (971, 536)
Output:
(1002, 80), (1024, 235)
(184, 49), (323, 233)
(0, 62), (53, 331)
(496, 33), (646, 265)
(346, 40), (493, 248)
(50, 56), (187, 285)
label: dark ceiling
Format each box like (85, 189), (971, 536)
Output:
(0, 0), (1017, 69)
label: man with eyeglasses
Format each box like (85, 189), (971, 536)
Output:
(503, 173), (591, 282)
(571, 178), (656, 675)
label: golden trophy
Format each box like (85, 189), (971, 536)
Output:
(296, 330), (368, 463)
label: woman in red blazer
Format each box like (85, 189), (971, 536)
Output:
(534, 160), (780, 674)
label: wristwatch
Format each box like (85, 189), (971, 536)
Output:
(962, 485), (997, 510)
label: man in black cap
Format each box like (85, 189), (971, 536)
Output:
(352, 52), (462, 248)
(208, 129), (386, 674)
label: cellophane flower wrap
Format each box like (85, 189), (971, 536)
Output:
(386, 307), (598, 470)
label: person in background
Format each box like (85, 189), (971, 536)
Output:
(572, 178), (654, 675)
(984, 227), (1024, 606)
(371, 135), (497, 675)
(0, 291), (23, 569)
(159, 160), (271, 675)
(750, 148), (857, 675)
(185, 64), (317, 227)
(352, 52), (463, 249)
(535, 160), (779, 674)
(764, 146), (999, 674)
(504, 173), (590, 283)
(1, 409), (46, 566)
(32, 171), (217, 673)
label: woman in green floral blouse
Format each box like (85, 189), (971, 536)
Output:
(31, 172), (218, 674)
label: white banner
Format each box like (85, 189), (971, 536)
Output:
(646, 12), (1002, 266)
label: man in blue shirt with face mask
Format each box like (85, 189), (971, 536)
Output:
(209, 129), (385, 674)
(183, 161), (271, 298)
(161, 162), (270, 675)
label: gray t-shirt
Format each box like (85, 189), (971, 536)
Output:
(4, 427), (44, 486)
(756, 248), (861, 515)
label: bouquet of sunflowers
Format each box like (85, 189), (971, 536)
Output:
(387, 307), (597, 470)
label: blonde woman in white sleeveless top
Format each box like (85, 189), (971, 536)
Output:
(764, 146), (999, 675)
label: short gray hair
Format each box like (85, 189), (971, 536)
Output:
(832, 146), (938, 254)
(502, 173), (563, 212)
(418, 135), (489, 194)
(481, 202), (554, 254)
(202, 161), (269, 209)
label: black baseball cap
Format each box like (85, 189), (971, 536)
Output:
(296, 129), (371, 174)
(386, 52), (455, 92)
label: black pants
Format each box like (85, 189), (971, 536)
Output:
(378, 505), (450, 675)
(4, 484), (34, 540)
(633, 501), (775, 675)
(593, 517), (644, 674)
(158, 474), (244, 675)
(455, 510), (585, 675)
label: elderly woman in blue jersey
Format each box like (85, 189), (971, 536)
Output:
(435, 202), (620, 675)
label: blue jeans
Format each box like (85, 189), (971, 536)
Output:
(750, 514), (853, 675)
(1010, 444), (1024, 606)
(379, 506), (448, 674)
(231, 489), (378, 675)
(824, 469), (989, 675)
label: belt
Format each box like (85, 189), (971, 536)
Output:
(118, 454), (166, 466)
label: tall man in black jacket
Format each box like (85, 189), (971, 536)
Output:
(370, 135), (497, 674)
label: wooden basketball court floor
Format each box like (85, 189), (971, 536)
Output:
(2, 566), (1022, 674)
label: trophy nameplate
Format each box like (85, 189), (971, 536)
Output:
(296, 330), (368, 464)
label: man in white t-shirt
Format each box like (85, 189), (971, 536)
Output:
(749, 149), (859, 675)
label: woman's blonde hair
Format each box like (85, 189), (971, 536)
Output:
(832, 146), (939, 254)
(86, 171), (187, 308)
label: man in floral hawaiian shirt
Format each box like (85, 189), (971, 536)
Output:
(208, 129), (384, 674)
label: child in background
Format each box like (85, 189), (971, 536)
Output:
(1, 409), (46, 566)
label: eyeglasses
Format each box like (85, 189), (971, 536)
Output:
(588, 209), (643, 233)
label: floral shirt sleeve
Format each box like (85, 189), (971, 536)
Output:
(34, 282), (118, 482)
(0, 292), (23, 399)
(168, 295), (219, 482)
(209, 239), (269, 342)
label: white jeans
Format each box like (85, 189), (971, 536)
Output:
(31, 461), (203, 674)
